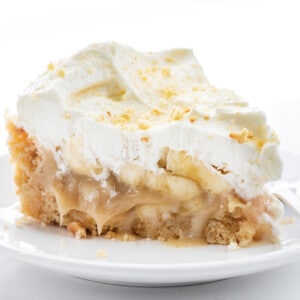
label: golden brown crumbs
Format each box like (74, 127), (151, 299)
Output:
(151, 108), (163, 115)
(160, 87), (177, 99)
(169, 106), (185, 121)
(47, 62), (55, 71)
(98, 115), (105, 121)
(67, 221), (87, 239)
(111, 115), (128, 125)
(161, 68), (171, 77)
(120, 112), (131, 121)
(229, 128), (253, 144)
(165, 56), (175, 63)
(256, 140), (265, 149)
(280, 217), (295, 225)
(141, 136), (150, 142)
(57, 69), (65, 77)
(104, 231), (116, 239)
(122, 233), (137, 241)
(96, 249), (107, 258)
(212, 165), (230, 175)
(189, 116), (197, 123)
(138, 119), (150, 130)
(15, 216), (30, 227)
(63, 112), (71, 119)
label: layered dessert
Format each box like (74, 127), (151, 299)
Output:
(6, 42), (283, 246)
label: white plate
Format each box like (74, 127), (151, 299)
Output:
(0, 150), (300, 287)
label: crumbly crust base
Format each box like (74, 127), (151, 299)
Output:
(7, 121), (276, 246)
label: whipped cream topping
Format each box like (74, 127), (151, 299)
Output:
(17, 42), (282, 200)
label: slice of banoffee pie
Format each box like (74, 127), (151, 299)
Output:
(6, 42), (283, 246)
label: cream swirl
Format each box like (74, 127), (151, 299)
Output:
(16, 42), (282, 200)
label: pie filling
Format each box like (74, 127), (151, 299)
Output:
(7, 121), (282, 246)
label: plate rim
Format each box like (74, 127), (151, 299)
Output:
(1, 234), (300, 285)
(1, 234), (300, 270)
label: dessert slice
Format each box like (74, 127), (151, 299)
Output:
(7, 42), (283, 246)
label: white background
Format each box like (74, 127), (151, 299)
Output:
(0, 0), (299, 298)
(0, 0), (300, 154)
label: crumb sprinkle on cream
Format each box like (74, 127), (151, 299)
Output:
(229, 128), (253, 144)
